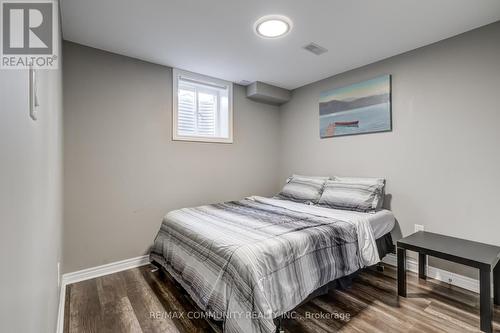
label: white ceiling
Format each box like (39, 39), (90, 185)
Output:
(61, 0), (500, 90)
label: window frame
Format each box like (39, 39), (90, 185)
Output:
(172, 68), (233, 143)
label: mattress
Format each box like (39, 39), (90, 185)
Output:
(270, 196), (395, 239)
(340, 208), (395, 239)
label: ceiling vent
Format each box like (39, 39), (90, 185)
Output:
(303, 42), (328, 55)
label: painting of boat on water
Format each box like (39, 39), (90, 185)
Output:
(319, 75), (392, 138)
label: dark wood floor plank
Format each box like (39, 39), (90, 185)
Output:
(341, 279), (474, 333)
(96, 271), (128, 306)
(69, 279), (103, 333)
(64, 263), (500, 333)
(123, 268), (181, 333)
(282, 303), (332, 333)
(94, 272), (144, 333)
(425, 299), (500, 332)
(311, 296), (389, 333)
(63, 284), (71, 333)
(101, 296), (143, 333)
(318, 290), (414, 333)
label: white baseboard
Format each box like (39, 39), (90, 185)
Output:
(382, 253), (479, 293)
(61, 255), (151, 286)
(56, 279), (66, 333)
(56, 255), (151, 333)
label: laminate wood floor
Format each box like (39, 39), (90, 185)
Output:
(64, 263), (500, 333)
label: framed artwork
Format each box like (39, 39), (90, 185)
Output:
(319, 75), (391, 138)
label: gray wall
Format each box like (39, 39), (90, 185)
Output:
(63, 22), (500, 280)
(279, 22), (500, 278)
(62, 42), (281, 273)
(0, 27), (63, 333)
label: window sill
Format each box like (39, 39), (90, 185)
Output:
(172, 135), (233, 144)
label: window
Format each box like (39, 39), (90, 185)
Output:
(173, 69), (233, 143)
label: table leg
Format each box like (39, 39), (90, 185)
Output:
(479, 269), (492, 333)
(397, 247), (407, 297)
(419, 253), (426, 280)
(494, 262), (499, 306)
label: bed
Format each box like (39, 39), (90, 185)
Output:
(150, 195), (395, 333)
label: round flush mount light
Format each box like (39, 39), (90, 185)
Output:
(254, 15), (292, 39)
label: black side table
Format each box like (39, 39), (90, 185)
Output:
(397, 231), (500, 333)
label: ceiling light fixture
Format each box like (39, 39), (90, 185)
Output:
(254, 15), (292, 39)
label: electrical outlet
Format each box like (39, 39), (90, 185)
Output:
(414, 224), (425, 232)
(57, 262), (61, 287)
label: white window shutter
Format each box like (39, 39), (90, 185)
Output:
(177, 88), (196, 135)
(197, 92), (217, 136)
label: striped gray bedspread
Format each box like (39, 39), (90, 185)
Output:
(150, 196), (380, 333)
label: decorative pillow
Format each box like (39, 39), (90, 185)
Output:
(277, 175), (329, 203)
(319, 177), (386, 212)
(334, 176), (386, 209)
(285, 174), (329, 183)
